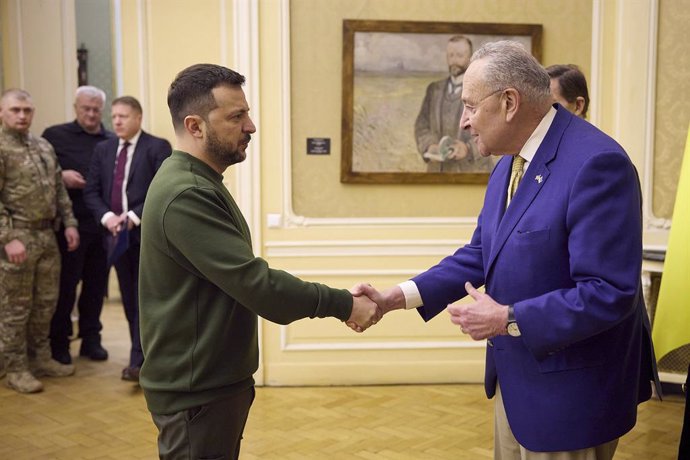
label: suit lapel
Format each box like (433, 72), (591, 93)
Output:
(105, 139), (119, 197)
(432, 81), (444, 130)
(126, 132), (148, 185)
(485, 107), (572, 275)
(485, 157), (511, 239)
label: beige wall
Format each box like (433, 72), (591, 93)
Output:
(115, 0), (233, 148)
(290, 0), (592, 219)
(1, 0), (686, 386)
(0, 0), (76, 132)
(653, 0), (690, 219)
(114, 0), (242, 195)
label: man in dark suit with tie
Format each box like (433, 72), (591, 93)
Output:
(358, 41), (659, 459)
(84, 96), (171, 382)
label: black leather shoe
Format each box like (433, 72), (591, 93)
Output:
(79, 343), (109, 361)
(121, 367), (140, 382)
(52, 348), (72, 365)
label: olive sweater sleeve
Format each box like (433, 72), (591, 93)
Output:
(163, 186), (352, 324)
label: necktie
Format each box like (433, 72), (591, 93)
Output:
(448, 80), (462, 94)
(506, 155), (525, 207)
(110, 142), (130, 215)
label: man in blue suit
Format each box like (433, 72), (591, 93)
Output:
(84, 96), (171, 382)
(358, 41), (658, 459)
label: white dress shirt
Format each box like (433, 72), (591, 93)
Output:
(100, 130), (143, 227)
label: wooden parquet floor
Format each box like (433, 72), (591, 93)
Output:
(0, 300), (685, 459)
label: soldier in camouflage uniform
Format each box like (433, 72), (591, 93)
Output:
(0, 89), (80, 393)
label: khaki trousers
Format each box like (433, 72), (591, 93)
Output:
(494, 384), (619, 460)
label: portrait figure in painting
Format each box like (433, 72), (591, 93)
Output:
(414, 35), (491, 173)
(344, 22), (538, 183)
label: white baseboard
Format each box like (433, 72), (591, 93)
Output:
(262, 360), (485, 386)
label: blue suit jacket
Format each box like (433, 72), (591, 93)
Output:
(412, 105), (658, 452)
(83, 131), (171, 245)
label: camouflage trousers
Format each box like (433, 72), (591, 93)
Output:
(0, 229), (61, 372)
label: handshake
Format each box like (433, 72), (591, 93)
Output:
(343, 281), (511, 340)
(343, 283), (396, 333)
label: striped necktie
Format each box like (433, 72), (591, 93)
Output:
(110, 142), (130, 215)
(506, 155), (525, 207)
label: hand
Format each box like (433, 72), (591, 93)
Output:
(62, 169), (86, 189)
(64, 226), (80, 252)
(105, 214), (125, 236)
(446, 141), (469, 160)
(352, 283), (406, 316)
(422, 143), (444, 162)
(447, 282), (509, 340)
(4, 239), (27, 264)
(346, 287), (382, 333)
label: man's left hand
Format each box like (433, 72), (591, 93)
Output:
(446, 141), (469, 160)
(447, 282), (509, 340)
(105, 214), (125, 236)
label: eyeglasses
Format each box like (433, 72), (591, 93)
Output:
(463, 88), (506, 116)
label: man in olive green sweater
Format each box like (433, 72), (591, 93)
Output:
(139, 64), (380, 459)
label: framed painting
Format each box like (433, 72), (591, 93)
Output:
(341, 20), (542, 184)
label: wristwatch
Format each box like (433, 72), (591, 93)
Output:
(506, 305), (521, 337)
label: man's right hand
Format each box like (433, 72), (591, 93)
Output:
(351, 283), (406, 316)
(62, 169), (86, 189)
(104, 214), (126, 236)
(4, 239), (27, 264)
(345, 291), (382, 333)
(423, 143), (443, 162)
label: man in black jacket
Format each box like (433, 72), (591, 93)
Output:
(43, 86), (114, 365)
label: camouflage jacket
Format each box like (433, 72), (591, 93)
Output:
(0, 125), (77, 245)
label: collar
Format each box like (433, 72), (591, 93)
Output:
(119, 130), (142, 150)
(172, 150), (224, 182)
(0, 125), (30, 143)
(516, 106), (557, 163)
(449, 74), (465, 86)
(448, 75), (465, 93)
(71, 120), (109, 136)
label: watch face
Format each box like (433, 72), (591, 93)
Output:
(507, 322), (521, 337)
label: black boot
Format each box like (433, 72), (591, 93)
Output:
(79, 337), (109, 361)
(51, 341), (72, 365)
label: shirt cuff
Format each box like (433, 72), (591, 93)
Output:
(127, 210), (141, 226)
(398, 280), (423, 310)
(100, 211), (116, 226)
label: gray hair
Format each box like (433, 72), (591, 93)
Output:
(471, 40), (551, 105)
(75, 85), (106, 104)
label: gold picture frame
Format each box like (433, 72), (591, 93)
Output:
(341, 20), (542, 184)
